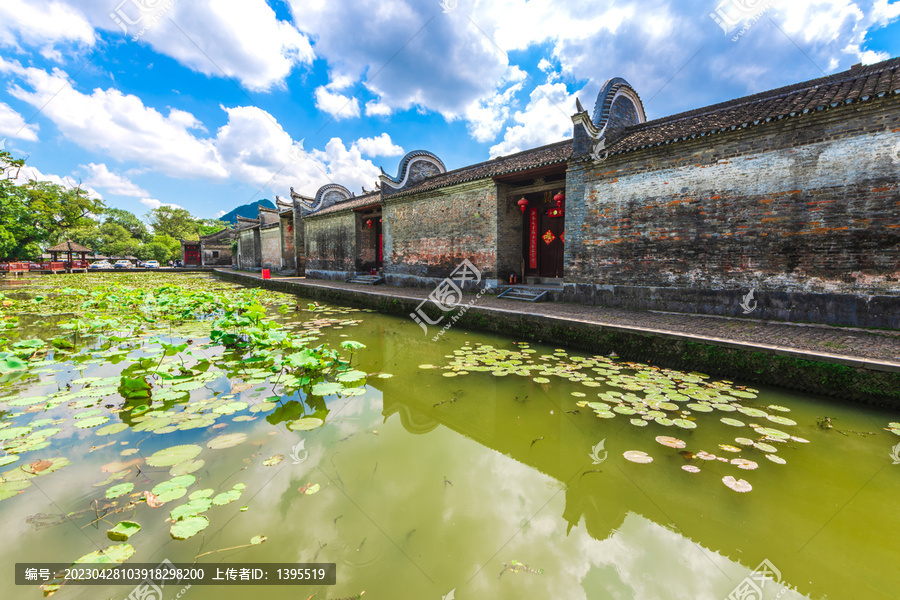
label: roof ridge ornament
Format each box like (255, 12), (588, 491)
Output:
(572, 77), (645, 162)
(380, 150), (446, 193)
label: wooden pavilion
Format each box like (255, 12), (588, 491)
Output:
(46, 240), (91, 272)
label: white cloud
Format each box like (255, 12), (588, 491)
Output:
(288, 0), (516, 126)
(61, 0), (313, 91)
(463, 66), (527, 143)
(82, 163), (149, 197)
(215, 210), (227, 218)
(352, 133), (404, 157)
(314, 86), (361, 120)
(140, 198), (182, 210)
(0, 102), (38, 141)
(0, 0), (94, 51)
(5, 160), (101, 200)
(1, 57), (226, 180)
(489, 81), (580, 158)
(364, 100), (393, 117)
(1, 59), (388, 205)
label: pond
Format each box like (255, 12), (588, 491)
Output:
(0, 273), (898, 600)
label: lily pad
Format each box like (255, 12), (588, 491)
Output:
(75, 416), (110, 429)
(170, 515), (210, 540)
(74, 543), (135, 564)
(212, 490), (242, 505)
(298, 483), (321, 495)
(673, 419), (697, 430)
(250, 535), (267, 545)
(311, 382), (343, 396)
(107, 521), (141, 541)
(288, 418), (325, 432)
(170, 499), (212, 521)
(170, 459), (204, 476)
(623, 451), (653, 464)
(146, 445), (202, 467)
(720, 417), (745, 427)
(207, 433), (247, 449)
(263, 455), (284, 467)
(655, 436), (686, 449)
(722, 475), (752, 492)
(766, 415), (797, 426)
(106, 482), (134, 499)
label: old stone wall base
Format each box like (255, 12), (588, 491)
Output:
(552, 284), (900, 329)
(214, 270), (900, 408)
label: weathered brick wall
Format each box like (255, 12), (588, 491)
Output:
(383, 180), (499, 287)
(280, 215), (295, 272)
(305, 212), (356, 277)
(201, 245), (232, 266)
(260, 226), (281, 271)
(570, 98), (900, 298)
(237, 229), (258, 270)
(495, 182), (524, 282)
(293, 201), (306, 276)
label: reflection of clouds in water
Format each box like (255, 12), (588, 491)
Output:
(461, 449), (812, 600)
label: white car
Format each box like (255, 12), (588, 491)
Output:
(113, 260), (133, 269)
(89, 261), (111, 269)
(144, 260), (160, 269)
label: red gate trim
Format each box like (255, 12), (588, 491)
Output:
(529, 208), (538, 270)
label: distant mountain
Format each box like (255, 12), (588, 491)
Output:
(218, 199), (276, 225)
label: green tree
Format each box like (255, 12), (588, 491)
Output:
(104, 208), (149, 242)
(0, 149), (105, 259)
(147, 206), (199, 240)
(197, 218), (230, 237)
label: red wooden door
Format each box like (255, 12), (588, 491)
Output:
(539, 208), (564, 277)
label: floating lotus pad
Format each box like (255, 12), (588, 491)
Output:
(754, 442), (778, 453)
(730, 458), (759, 470)
(738, 407), (768, 418)
(765, 454), (787, 464)
(170, 459), (204, 476)
(75, 416), (110, 429)
(655, 436), (686, 449)
(170, 515), (210, 540)
(206, 433), (247, 449)
(720, 418), (746, 428)
(74, 543), (135, 564)
(170, 498), (212, 521)
(766, 415), (797, 426)
(107, 521), (141, 541)
(673, 419), (697, 430)
(146, 445), (202, 467)
(682, 465), (701, 473)
(106, 482), (134, 499)
(754, 427), (790, 440)
(298, 483), (320, 495)
(722, 476), (752, 492)
(263, 455), (284, 467)
(288, 418), (325, 431)
(630, 418), (648, 427)
(623, 451), (653, 464)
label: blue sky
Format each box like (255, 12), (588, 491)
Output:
(0, 0), (898, 220)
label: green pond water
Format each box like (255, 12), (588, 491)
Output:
(0, 273), (898, 600)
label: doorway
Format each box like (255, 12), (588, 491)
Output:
(522, 191), (564, 279)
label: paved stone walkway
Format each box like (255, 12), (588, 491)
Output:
(226, 271), (900, 367)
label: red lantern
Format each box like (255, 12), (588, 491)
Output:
(366, 219), (373, 229)
(553, 191), (565, 208)
(517, 197), (529, 214)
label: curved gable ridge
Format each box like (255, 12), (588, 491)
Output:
(310, 183), (353, 213)
(380, 150), (446, 193)
(573, 77), (645, 160)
